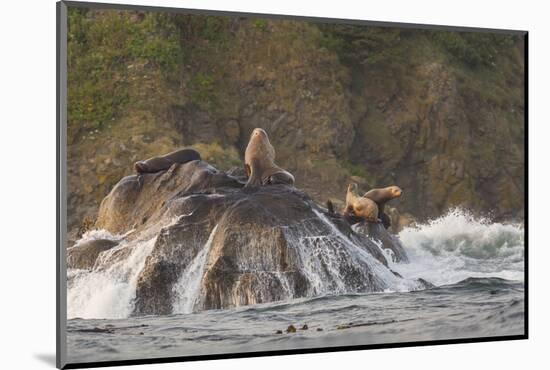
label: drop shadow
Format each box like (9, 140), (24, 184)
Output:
(34, 353), (56, 367)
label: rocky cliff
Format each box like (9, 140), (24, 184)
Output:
(66, 9), (525, 238)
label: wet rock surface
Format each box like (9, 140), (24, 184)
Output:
(77, 160), (429, 316)
(353, 222), (409, 263)
(67, 239), (119, 270)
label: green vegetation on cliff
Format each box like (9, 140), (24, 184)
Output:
(66, 8), (525, 234)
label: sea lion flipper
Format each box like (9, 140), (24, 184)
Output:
(244, 158), (263, 188)
(267, 171), (295, 186)
(380, 212), (392, 229)
(326, 200), (335, 214)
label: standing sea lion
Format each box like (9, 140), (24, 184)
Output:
(363, 186), (403, 229)
(134, 148), (201, 174)
(344, 183), (379, 223)
(244, 128), (295, 187)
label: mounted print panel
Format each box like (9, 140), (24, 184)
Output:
(57, 1), (527, 368)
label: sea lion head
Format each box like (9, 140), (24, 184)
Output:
(347, 182), (358, 194)
(387, 186), (403, 199)
(248, 128), (275, 159)
(251, 128), (269, 140)
(346, 182), (358, 203)
(134, 161), (148, 174)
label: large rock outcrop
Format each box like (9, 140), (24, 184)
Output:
(72, 160), (427, 316)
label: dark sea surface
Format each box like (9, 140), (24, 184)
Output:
(67, 278), (524, 363)
(67, 209), (525, 364)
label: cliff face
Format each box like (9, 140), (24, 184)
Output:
(67, 9), (525, 236)
(349, 59), (524, 221)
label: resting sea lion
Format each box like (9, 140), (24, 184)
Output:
(344, 183), (379, 223)
(363, 186), (403, 229)
(244, 128), (295, 187)
(134, 148), (201, 174)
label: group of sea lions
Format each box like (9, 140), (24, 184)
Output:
(333, 183), (402, 229)
(132, 127), (401, 229)
(133, 127), (294, 187)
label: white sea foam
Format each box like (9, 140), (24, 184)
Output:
(72, 229), (128, 247)
(67, 217), (181, 319)
(391, 208), (524, 286)
(67, 236), (157, 319)
(303, 210), (423, 293)
(172, 225), (218, 314)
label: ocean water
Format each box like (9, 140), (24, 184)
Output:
(66, 209), (525, 364)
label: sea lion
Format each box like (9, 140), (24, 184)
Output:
(363, 186), (403, 229)
(134, 148), (201, 174)
(344, 183), (379, 223)
(244, 128), (295, 187)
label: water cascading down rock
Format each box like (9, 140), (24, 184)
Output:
(71, 160), (426, 317)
